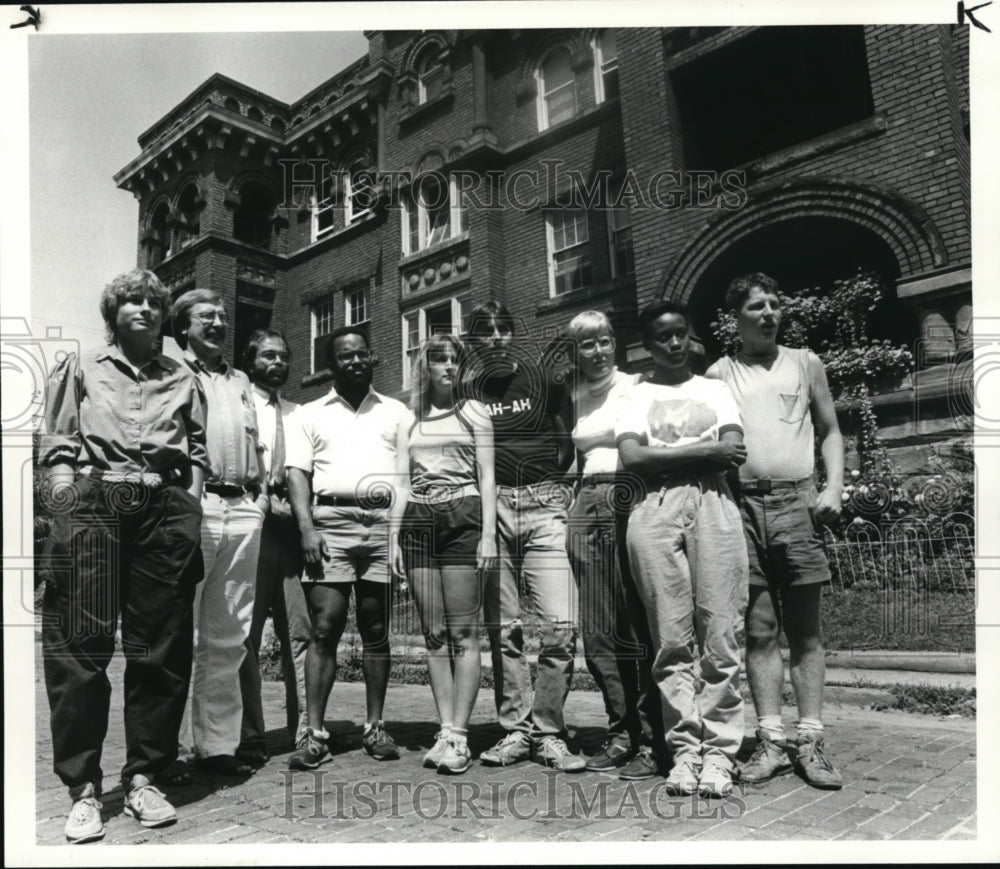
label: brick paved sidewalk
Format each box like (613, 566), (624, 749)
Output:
(34, 654), (976, 846)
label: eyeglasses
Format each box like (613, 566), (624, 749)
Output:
(334, 350), (372, 363)
(193, 312), (228, 326)
(578, 336), (615, 356)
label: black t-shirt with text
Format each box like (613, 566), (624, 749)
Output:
(468, 361), (571, 487)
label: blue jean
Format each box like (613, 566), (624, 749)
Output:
(483, 483), (577, 738)
(626, 474), (748, 763)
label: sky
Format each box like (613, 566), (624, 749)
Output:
(28, 31), (369, 346)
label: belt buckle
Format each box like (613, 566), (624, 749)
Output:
(757, 478), (772, 494)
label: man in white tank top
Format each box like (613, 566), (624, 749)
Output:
(707, 273), (845, 791)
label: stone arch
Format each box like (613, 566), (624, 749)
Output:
(658, 177), (949, 306)
(401, 31), (453, 75)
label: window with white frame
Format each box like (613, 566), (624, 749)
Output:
(402, 174), (469, 256)
(593, 30), (619, 103)
(344, 284), (369, 327)
(545, 209), (591, 296)
(311, 298), (335, 372)
(536, 47), (577, 131)
(607, 201), (634, 277)
(311, 171), (337, 241)
(401, 296), (466, 386)
(345, 154), (377, 224)
(417, 46), (446, 104)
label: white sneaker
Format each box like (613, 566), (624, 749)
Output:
(480, 731), (531, 767)
(666, 753), (701, 796)
(699, 755), (736, 798)
(437, 734), (473, 775)
(123, 775), (177, 828)
(423, 729), (452, 768)
(65, 784), (104, 844)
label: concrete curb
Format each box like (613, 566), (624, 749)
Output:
(823, 650), (975, 674)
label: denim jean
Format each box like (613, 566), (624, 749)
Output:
(189, 491), (264, 758)
(238, 503), (310, 745)
(566, 479), (662, 751)
(626, 474), (748, 763)
(483, 483), (577, 738)
(42, 478), (202, 794)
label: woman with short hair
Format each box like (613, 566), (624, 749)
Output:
(40, 268), (207, 843)
(400, 334), (497, 774)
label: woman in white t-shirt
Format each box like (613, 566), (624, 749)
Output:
(564, 311), (663, 781)
(400, 334), (497, 774)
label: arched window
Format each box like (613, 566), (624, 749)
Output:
(176, 183), (201, 248)
(148, 201), (171, 266)
(247, 106), (264, 123)
(536, 47), (577, 131)
(416, 45), (446, 104)
(224, 97), (241, 113)
(270, 116), (286, 132)
(233, 181), (275, 249)
(593, 30), (619, 102)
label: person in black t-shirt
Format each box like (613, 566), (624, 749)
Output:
(462, 301), (584, 773)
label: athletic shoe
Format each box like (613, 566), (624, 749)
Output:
(288, 728), (330, 770)
(64, 784), (104, 844)
(586, 737), (635, 772)
(619, 746), (662, 781)
(739, 731), (793, 783)
(531, 736), (586, 773)
(437, 735), (473, 775)
(123, 775), (177, 828)
(698, 755), (735, 798)
(480, 731), (532, 767)
(794, 734), (843, 790)
(423, 729), (452, 769)
(665, 753), (701, 796)
(362, 721), (400, 761)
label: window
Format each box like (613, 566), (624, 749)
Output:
(311, 171), (337, 241)
(401, 296), (466, 386)
(402, 174), (468, 256)
(311, 298), (334, 372)
(148, 201), (171, 266)
(345, 154), (377, 224)
(536, 47), (577, 131)
(670, 25), (874, 170)
(176, 183), (201, 247)
(345, 284), (369, 327)
(417, 46), (446, 104)
(233, 181), (275, 249)
(607, 200), (634, 278)
(593, 30), (619, 102)
(546, 209), (591, 296)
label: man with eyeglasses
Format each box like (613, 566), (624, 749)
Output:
(171, 289), (267, 777)
(237, 330), (311, 764)
(285, 326), (412, 768)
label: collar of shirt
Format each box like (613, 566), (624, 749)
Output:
(95, 343), (172, 376)
(183, 349), (232, 377)
(323, 385), (382, 411)
(253, 383), (281, 404)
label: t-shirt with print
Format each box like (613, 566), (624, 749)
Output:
(468, 361), (571, 488)
(613, 376), (743, 471)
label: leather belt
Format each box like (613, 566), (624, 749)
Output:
(315, 493), (390, 509)
(205, 481), (259, 498)
(740, 477), (813, 495)
(80, 468), (168, 487)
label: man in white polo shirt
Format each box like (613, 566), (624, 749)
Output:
(285, 326), (412, 768)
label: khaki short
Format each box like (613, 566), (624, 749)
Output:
(303, 505), (390, 585)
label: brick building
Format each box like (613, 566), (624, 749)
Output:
(114, 26), (971, 465)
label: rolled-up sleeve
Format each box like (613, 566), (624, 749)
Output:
(39, 352), (82, 467)
(184, 373), (209, 470)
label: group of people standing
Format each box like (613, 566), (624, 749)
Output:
(39, 267), (844, 845)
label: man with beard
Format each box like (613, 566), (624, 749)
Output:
(285, 326), (412, 768)
(172, 289), (267, 777)
(237, 330), (311, 762)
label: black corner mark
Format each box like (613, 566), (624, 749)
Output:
(958, 0), (993, 31)
(10, 5), (40, 30)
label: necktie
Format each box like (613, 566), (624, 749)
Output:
(269, 393), (286, 487)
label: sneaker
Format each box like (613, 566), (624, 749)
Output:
(123, 775), (177, 828)
(288, 727), (331, 770)
(665, 753), (701, 796)
(64, 784), (104, 844)
(699, 755), (735, 798)
(586, 737), (635, 772)
(531, 735), (586, 773)
(437, 734), (473, 775)
(362, 721), (400, 761)
(794, 734), (843, 790)
(619, 746), (662, 781)
(740, 730), (793, 784)
(423, 729), (452, 768)
(480, 731), (532, 767)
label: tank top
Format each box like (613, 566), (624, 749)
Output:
(712, 346), (816, 481)
(407, 401), (478, 503)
